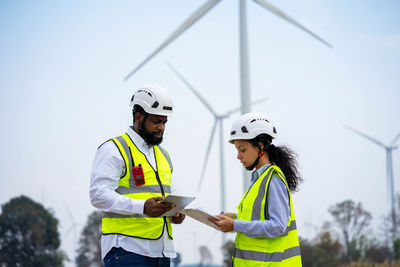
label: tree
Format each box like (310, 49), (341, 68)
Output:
(222, 240), (235, 267)
(364, 242), (392, 263)
(381, 193), (400, 247)
(75, 210), (102, 267)
(172, 252), (181, 267)
(329, 200), (372, 262)
(394, 238), (400, 260)
(300, 231), (342, 267)
(0, 195), (66, 266)
(199, 245), (213, 266)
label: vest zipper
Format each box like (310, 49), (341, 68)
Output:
(153, 148), (170, 239)
(153, 149), (165, 196)
(154, 171), (165, 196)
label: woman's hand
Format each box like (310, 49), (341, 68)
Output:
(209, 215), (235, 233)
(220, 212), (236, 219)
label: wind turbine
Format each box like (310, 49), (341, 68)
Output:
(124, 0), (331, 190)
(63, 204), (79, 262)
(345, 125), (400, 240)
(168, 62), (266, 227)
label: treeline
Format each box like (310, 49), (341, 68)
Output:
(1, 195), (400, 266)
(221, 198), (400, 267)
(299, 198), (400, 266)
(0, 195), (67, 266)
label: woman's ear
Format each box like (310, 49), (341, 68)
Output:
(258, 142), (264, 151)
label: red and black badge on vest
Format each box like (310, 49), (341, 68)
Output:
(132, 164), (145, 186)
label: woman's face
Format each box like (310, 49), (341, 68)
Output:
(234, 139), (259, 168)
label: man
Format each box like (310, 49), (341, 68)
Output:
(90, 84), (185, 267)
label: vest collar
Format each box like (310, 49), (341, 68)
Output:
(251, 163), (271, 183)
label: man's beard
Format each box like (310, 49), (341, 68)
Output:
(140, 127), (163, 146)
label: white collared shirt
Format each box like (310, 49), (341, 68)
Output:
(89, 127), (176, 259)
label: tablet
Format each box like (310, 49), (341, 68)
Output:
(159, 194), (196, 217)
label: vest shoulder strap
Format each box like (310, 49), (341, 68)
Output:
(97, 139), (112, 150)
(157, 145), (173, 173)
(109, 137), (128, 179)
(264, 171), (289, 219)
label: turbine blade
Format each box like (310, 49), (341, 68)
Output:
(64, 204), (75, 223)
(63, 225), (74, 240)
(124, 0), (221, 81)
(344, 125), (386, 148)
(252, 0), (332, 48)
(167, 62), (217, 117)
(198, 120), (218, 191)
(391, 132), (400, 146)
(225, 97), (268, 116)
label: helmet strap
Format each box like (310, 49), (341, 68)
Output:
(246, 156), (260, 171)
(246, 141), (271, 170)
(246, 144), (263, 171)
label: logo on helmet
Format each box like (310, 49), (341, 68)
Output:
(250, 118), (269, 123)
(137, 89), (152, 97)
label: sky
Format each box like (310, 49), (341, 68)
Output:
(0, 0), (399, 265)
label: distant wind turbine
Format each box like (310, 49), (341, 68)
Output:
(168, 63), (266, 227)
(345, 125), (400, 240)
(124, 0), (331, 190)
(63, 204), (79, 262)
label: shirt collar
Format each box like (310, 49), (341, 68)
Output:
(126, 127), (153, 151)
(251, 163), (271, 183)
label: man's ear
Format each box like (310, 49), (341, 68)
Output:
(134, 112), (143, 123)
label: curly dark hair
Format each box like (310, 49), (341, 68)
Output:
(249, 134), (303, 192)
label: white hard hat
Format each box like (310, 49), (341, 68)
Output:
(228, 112), (277, 143)
(130, 84), (174, 116)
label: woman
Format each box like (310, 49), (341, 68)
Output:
(211, 112), (303, 266)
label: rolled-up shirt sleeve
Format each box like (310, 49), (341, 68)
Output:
(89, 141), (146, 214)
(233, 175), (290, 238)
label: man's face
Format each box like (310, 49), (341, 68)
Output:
(140, 114), (168, 146)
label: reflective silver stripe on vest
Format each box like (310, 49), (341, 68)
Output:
(158, 146), (173, 173)
(116, 184), (171, 195)
(114, 134), (172, 196)
(284, 220), (297, 236)
(251, 166), (275, 221)
(115, 136), (134, 186)
(234, 245), (301, 262)
(102, 212), (148, 219)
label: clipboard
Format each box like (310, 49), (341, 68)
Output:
(182, 207), (222, 231)
(159, 194), (196, 217)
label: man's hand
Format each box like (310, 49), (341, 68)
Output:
(144, 197), (174, 217)
(209, 215), (235, 233)
(169, 212), (185, 224)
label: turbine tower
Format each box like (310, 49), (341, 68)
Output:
(63, 204), (79, 262)
(124, 0), (331, 190)
(345, 126), (400, 240)
(168, 63), (266, 242)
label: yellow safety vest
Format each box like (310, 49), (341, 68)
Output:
(101, 132), (173, 240)
(233, 165), (302, 266)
